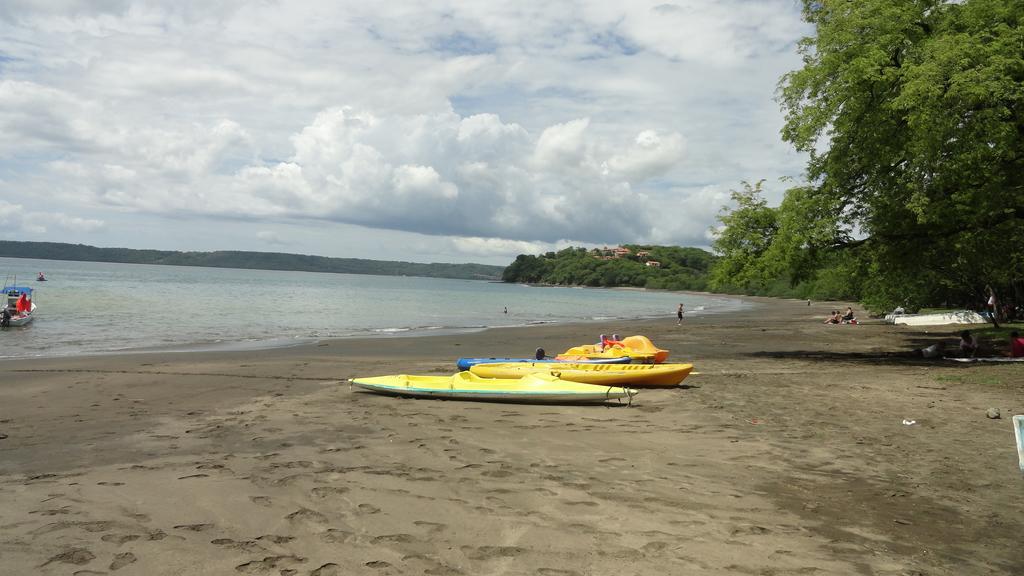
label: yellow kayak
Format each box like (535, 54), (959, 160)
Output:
(349, 372), (637, 404)
(470, 362), (694, 388)
(557, 335), (670, 364)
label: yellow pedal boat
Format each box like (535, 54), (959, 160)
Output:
(557, 335), (669, 364)
(470, 362), (694, 388)
(349, 372), (637, 404)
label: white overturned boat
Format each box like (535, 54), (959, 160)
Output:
(890, 310), (987, 326)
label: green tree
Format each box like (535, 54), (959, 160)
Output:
(776, 0), (1024, 312)
(707, 180), (782, 292)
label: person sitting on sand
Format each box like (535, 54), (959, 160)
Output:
(959, 330), (979, 358)
(824, 311), (840, 324)
(841, 307), (856, 324)
(1010, 331), (1024, 358)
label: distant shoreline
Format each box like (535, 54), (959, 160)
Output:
(0, 241), (504, 281)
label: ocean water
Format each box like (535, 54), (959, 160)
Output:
(0, 257), (749, 359)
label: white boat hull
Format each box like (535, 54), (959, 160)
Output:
(350, 381), (634, 404)
(892, 310), (987, 326)
(5, 303), (35, 327)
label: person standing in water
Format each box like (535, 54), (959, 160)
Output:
(677, 303), (684, 325)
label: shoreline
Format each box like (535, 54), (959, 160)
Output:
(1, 295), (1021, 575)
(0, 290), (758, 361)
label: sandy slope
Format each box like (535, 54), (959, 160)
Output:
(0, 296), (1021, 575)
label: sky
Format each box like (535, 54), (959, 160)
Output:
(0, 1), (811, 265)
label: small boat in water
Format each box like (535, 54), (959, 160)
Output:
(350, 372), (637, 404)
(2, 285), (36, 327)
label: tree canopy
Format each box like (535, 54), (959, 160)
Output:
(502, 245), (714, 291)
(712, 0), (1023, 312)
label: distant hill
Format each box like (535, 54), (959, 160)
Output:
(0, 241), (505, 281)
(502, 245), (715, 290)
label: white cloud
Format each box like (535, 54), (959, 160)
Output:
(0, 203), (105, 235)
(256, 230), (288, 246)
(449, 237), (569, 258)
(604, 130), (685, 180)
(0, 0), (810, 260)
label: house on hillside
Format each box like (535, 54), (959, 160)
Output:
(645, 261), (661, 268)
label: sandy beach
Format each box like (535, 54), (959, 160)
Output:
(1, 296), (1022, 575)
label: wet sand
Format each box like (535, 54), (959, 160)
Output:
(1, 296), (1022, 575)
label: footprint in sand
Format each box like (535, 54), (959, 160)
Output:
(272, 473), (312, 487)
(730, 525), (771, 536)
(212, 538), (264, 553)
(174, 523), (215, 532)
(42, 547), (96, 566)
(101, 534), (141, 545)
(285, 508), (328, 524)
(32, 520), (115, 535)
(365, 561), (392, 569)
(412, 521), (446, 534)
(250, 496), (273, 507)
(310, 563), (342, 576)
(234, 555), (306, 574)
(196, 463), (227, 471)
(256, 534), (295, 544)
(319, 529), (355, 544)
(97, 481), (125, 486)
(562, 500), (600, 507)
(537, 569), (582, 576)
(640, 541), (670, 553)
(356, 504), (380, 515)
(109, 552), (137, 571)
(372, 533), (415, 544)
(30, 507), (72, 516)
(461, 546), (524, 561)
(177, 474), (209, 480)
(310, 486), (349, 499)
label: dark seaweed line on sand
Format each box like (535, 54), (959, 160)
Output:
(8, 369), (334, 381)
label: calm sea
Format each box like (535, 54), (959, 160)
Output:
(1, 257), (749, 359)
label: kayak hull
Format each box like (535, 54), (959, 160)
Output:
(470, 362), (693, 387)
(471, 360), (696, 387)
(350, 372), (636, 404)
(456, 356), (630, 371)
